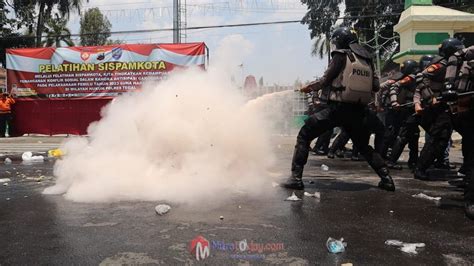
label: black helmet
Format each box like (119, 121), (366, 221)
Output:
(400, 59), (419, 75)
(419, 55), (435, 70)
(331, 27), (358, 49)
(439, 38), (465, 57)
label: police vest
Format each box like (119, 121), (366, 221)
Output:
(330, 51), (373, 104)
(454, 46), (474, 92)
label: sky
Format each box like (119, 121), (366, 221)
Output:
(64, 0), (328, 85)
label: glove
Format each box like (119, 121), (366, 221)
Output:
(300, 81), (321, 93)
(441, 90), (458, 102)
(299, 84), (313, 93)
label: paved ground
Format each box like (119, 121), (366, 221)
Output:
(0, 136), (473, 265)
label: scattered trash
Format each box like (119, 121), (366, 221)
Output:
(48, 149), (64, 158)
(309, 180), (315, 184)
(390, 210), (394, 213)
(155, 204), (171, 215)
(285, 192), (302, 201)
(326, 237), (347, 253)
(0, 178), (11, 183)
(24, 196), (28, 198)
(341, 263), (353, 266)
(37, 141), (43, 143)
(4, 158), (12, 164)
(272, 182), (279, 188)
(3, 183), (9, 186)
(219, 215), (224, 220)
(321, 164), (329, 171)
(238, 205), (242, 209)
(412, 193), (441, 202)
(385, 240), (425, 255)
(304, 191), (321, 199)
(6, 198), (10, 201)
(5, 171), (11, 175)
(22, 152), (44, 162)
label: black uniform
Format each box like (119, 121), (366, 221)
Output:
(444, 48), (474, 218)
(413, 57), (453, 179)
(386, 74), (420, 169)
(282, 43), (394, 191)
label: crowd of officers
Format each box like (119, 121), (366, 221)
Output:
(281, 26), (474, 219)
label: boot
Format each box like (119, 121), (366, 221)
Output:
(414, 169), (429, 181)
(335, 149), (345, 158)
(434, 160), (456, 170)
(281, 167), (304, 190)
(327, 150), (335, 159)
(386, 161), (403, 170)
(465, 200), (474, 220)
(377, 167), (395, 191)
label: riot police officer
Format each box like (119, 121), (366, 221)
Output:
(442, 41), (474, 219)
(385, 59), (420, 170)
(413, 39), (464, 180)
(281, 27), (395, 191)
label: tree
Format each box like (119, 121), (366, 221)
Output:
(0, 0), (35, 66)
(300, 0), (343, 60)
(80, 8), (111, 46)
(12, 0), (84, 47)
(311, 35), (331, 64)
(42, 14), (74, 47)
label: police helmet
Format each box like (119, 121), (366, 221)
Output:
(418, 55), (435, 70)
(438, 38), (465, 57)
(400, 60), (419, 75)
(331, 27), (358, 49)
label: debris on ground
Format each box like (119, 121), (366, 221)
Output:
(272, 182), (279, 188)
(321, 164), (329, 171)
(304, 191), (321, 199)
(341, 263), (353, 266)
(155, 204), (171, 215)
(4, 158), (12, 164)
(385, 240), (425, 254)
(326, 237), (347, 253)
(0, 178), (11, 183)
(22, 152), (44, 163)
(3, 183), (9, 186)
(219, 215), (224, 220)
(412, 193), (441, 202)
(285, 192), (302, 201)
(48, 149), (64, 158)
(6, 198), (10, 201)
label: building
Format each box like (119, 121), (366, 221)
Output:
(393, 0), (474, 63)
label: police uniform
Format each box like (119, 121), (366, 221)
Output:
(282, 40), (395, 191)
(413, 56), (454, 180)
(378, 74), (404, 159)
(445, 46), (474, 218)
(386, 73), (420, 169)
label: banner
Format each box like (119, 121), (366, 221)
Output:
(6, 43), (207, 99)
(5, 43), (207, 135)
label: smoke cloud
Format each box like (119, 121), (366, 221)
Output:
(43, 35), (293, 204)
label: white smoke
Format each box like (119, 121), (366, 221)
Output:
(43, 35), (293, 204)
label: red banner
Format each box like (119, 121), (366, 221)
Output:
(5, 43), (207, 135)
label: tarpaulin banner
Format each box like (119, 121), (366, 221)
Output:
(6, 43), (207, 99)
(5, 43), (207, 135)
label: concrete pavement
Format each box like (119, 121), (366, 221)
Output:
(0, 136), (472, 265)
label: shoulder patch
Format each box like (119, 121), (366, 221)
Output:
(400, 76), (413, 84)
(427, 63), (442, 73)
